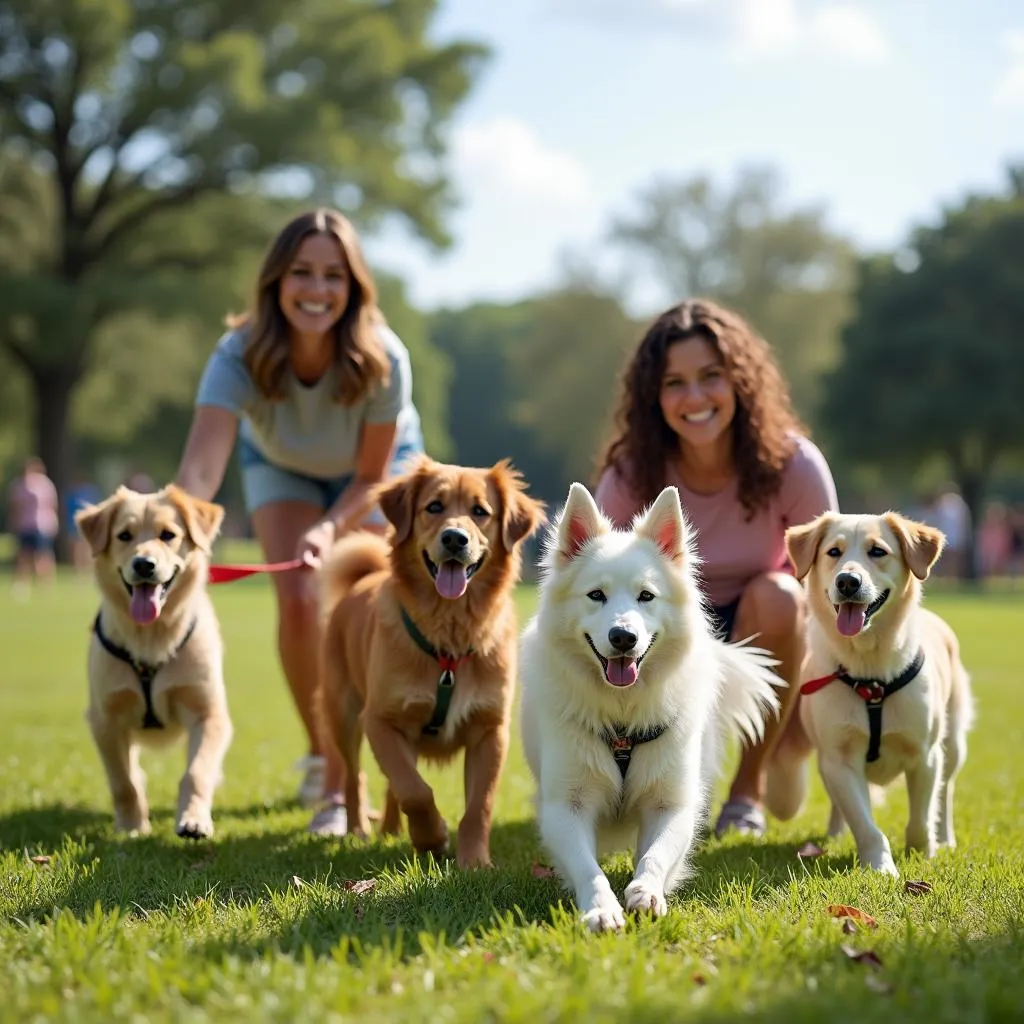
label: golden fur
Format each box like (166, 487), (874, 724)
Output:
(319, 456), (545, 867)
(75, 485), (232, 839)
(766, 511), (973, 876)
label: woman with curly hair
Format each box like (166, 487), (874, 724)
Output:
(176, 208), (424, 833)
(594, 298), (838, 838)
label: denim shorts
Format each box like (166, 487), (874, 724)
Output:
(238, 435), (424, 526)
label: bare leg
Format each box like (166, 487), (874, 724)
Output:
(251, 501), (345, 799)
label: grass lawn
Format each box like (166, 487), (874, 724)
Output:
(1, 555), (1022, 1022)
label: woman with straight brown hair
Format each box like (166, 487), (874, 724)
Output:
(594, 298), (839, 838)
(176, 208), (424, 834)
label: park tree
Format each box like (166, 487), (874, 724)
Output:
(0, 0), (486, 505)
(822, 165), (1024, 575)
(608, 166), (856, 420)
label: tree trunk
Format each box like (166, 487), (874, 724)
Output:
(31, 366), (79, 563)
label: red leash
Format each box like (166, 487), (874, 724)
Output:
(208, 558), (305, 584)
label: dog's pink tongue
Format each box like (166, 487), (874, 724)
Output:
(435, 561), (469, 600)
(129, 583), (161, 625)
(606, 658), (638, 687)
(836, 602), (867, 637)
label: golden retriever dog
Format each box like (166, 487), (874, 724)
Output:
(318, 456), (545, 868)
(75, 485), (232, 839)
(765, 511), (973, 877)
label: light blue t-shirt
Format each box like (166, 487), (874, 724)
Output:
(195, 324), (422, 479)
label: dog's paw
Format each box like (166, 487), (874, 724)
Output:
(624, 879), (668, 918)
(862, 851), (899, 877)
(581, 900), (626, 933)
(177, 808), (214, 840)
(114, 815), (151, 836)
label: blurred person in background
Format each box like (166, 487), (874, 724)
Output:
(6, 456), (59, 599)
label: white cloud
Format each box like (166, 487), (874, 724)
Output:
(451, 117), (593, 206)
(994, 30), (1024, 107)
(556, 0), (889, 64)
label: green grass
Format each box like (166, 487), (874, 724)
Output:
(1, 568), (1022, 1023)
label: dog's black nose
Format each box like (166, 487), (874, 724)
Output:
(836, 571), (862, 599)
(441, 528), (470, 554)
(608, 625), (637, 653)
(132, 555), (157, 580)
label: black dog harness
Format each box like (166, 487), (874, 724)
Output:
(800, 648), (926, 763)
(400, 607), (474, 737)
(599, 722), (669, 779)
(92, 613), (197, 730)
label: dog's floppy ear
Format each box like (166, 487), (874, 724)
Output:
(785, 514), (833, 581)
(164, 484), (224, 555)
(491, 460), (546, 550)
(74, 488), (129, 556)
(636, 486), (690, 563)
(375, 456), (432, 545)
(884, 512), (946, 580)
(555, 483), (609, 564)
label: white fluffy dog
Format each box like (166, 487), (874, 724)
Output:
(520, 483), (782, 932)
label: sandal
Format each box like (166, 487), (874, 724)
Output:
(714, 798), (766, 838)
(307, 799), (348, 837)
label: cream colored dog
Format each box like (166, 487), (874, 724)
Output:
(75, 485), (232, 839)
(766, 511), (973, 877)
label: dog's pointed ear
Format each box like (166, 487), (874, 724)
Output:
(785, 515), (833, 581)
(555, 483), (609, 564)
(491, 460), (546, 550)
(884, 512), (946, 580)
(636, 486), (690, 563)
(165, 484), (224, 555)
(375, 456), (431, 545)
(74, 488), (129, 556)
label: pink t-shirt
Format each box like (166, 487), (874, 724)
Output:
(594, 435), (839, 606)
(7, 472), (59, 536)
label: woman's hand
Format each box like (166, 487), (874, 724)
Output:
(296, 518), (337, 570)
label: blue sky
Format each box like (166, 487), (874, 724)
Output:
(365, 0), (1022, 313)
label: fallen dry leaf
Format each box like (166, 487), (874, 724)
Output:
(904, 880), (934, 896)
(343, 878), (377, 896)
(530, 862), (556, 879)
(840, 944), (884, 969)
(354, 904), (366, 921)
(797, 841), (825, 859)
(828, 904), (878, 928)
(842, 919), (857, 935)
(291, 875), (305, 890)
(29, 855), (51, 866)
(692, 972), (708, 986)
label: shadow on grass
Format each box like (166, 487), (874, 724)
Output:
(0, 803), (110, 850)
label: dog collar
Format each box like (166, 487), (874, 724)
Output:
(92, 612), (198, 730)
(800, 647), (926, 763)
(399, 606), (474, 736)
(599, 722), (669, 780)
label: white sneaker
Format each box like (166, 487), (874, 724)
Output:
(294, 755), (326, 808)
(307, 801), (348, 837)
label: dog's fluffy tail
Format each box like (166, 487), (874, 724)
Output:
(321, 532), (391, 618)
(714, 638), (784, 747)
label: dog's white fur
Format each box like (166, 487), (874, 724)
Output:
(520, 483), (782, 932)
(766, 511), (973, 877)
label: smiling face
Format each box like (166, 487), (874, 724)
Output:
(75, 486), (224, 626)
(786, 512), (945, 641)
(658, 336), (737, 453)
(549, 484), (693, 689)
(277, 233), (352, 342)
(377, 458), (545, 603)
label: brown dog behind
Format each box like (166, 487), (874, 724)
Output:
(76, 485), (232, 839)
(318, 456), (545, 867)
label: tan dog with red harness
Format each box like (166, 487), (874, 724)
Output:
(766, 511), (973, 877)
(76, 485), (232, 839)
